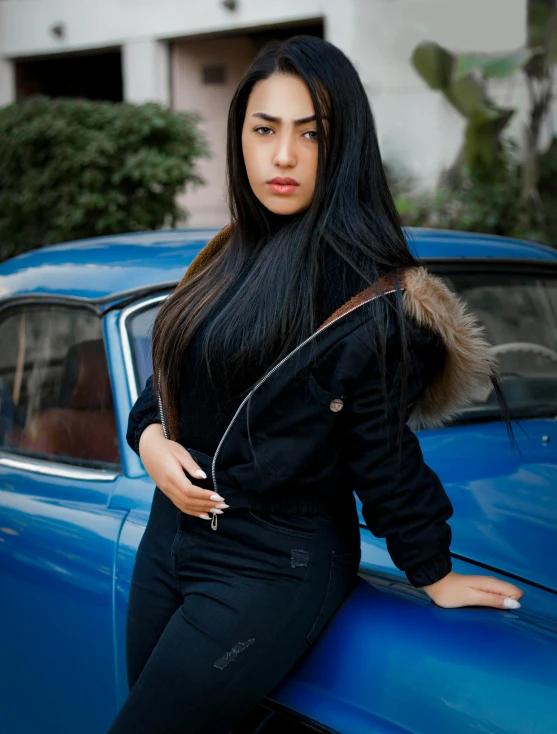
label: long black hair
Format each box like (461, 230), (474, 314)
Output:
(152, 35), (512, 457)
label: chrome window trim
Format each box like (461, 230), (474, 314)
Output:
(119, 294), (169, 404)
(0, 451), (119, 481)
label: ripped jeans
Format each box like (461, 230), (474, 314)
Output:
(107, 469), (361, 734)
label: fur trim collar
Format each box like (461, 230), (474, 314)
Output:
(400, 267), (495, 429)
(170, 224), (496, 433)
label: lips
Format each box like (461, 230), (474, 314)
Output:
(267, 177), (299, 186)
(266, 177), (299, 194)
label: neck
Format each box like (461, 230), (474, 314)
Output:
(264, 209), (302, 237)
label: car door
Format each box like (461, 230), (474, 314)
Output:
(0, 300), (128, 734)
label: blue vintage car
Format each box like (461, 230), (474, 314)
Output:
(0, 228), (556, 734)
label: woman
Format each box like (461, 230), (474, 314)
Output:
(108, 35), (523, 734)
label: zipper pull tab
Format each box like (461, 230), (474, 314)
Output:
(211, 513), (218, 531)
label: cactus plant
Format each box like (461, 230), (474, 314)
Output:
(411, 41), (529, 175)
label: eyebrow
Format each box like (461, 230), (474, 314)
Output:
(251, 112), (318, 125)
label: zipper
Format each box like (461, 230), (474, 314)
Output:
(156, 287), (399, 532)
(157, 369), (169, 440)
(209, 287), (399, 524)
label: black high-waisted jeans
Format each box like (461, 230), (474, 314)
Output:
(107, 452), (361, 734)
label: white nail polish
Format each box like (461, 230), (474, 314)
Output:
(210, 494), (225, 501)
(503, 598), (521, 609)
(215, 503), (229, 509)
(209, 508), (223, 515)
(199, 513), (211, 520)
(195, 469), (207, 479)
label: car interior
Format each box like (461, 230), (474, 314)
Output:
(1, 328), (120, 468)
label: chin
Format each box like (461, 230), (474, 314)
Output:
(261, 198), (308, 216)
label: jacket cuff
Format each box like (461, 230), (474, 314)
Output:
(405, 551), (453, 588)
(133, 411), (161, 455)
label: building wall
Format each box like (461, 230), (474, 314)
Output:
(0, 0), (321, 57)
(171, 36), (260, 228)
(349, 0), (530, 190)
(0, 56), (14, 106)
(2, 0), (554, 226)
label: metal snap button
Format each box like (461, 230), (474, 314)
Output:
(329, 398), (344, 412)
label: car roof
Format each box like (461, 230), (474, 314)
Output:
(0, 227), (556, 305)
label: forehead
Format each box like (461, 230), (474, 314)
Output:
(246, 74), (314, 116)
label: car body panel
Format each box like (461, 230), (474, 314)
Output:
(113, 501), (151, 710)
(1, 228), (556, 306)
(271, 571), (557, 734)
(0, 460), (126, 734)
(406, 227), (557, 262)
(0, 230), (220, 306)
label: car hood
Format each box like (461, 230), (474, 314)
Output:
(271, 574), (557, 734)
(358, 418), (557, 593)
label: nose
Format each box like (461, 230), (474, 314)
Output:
(272, 131), (296, 168)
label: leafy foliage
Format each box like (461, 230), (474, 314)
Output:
(411, 41), (519, 173)
(391, 139), (557, 246)
(403, 1), (557, 246)
(0, 97), (210, 259)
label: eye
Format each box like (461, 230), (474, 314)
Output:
(303, 130), (318, 140)
(254, 126), (274, 135)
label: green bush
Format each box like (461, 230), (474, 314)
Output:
(391, 139), (557, 247)
(0, 96), (210, 259)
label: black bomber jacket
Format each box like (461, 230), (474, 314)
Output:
(127, 224), (496, 589)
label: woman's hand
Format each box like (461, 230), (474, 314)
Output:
(422, 571), (524, 609)
(138, 423), (228, 521)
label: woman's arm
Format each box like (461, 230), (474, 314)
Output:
(340, 318), (453, 588)
(126, 374), (162, 456)
(341, 316), (524, 609)
(127, 374), (228, 520)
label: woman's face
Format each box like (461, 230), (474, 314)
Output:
(241, 73), (319, 216)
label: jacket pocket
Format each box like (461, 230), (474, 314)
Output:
(307, 372), (343, 408)
(247, 510), (317, 539)
(185, 447), (214, 487)
(306, 548), (361, 646)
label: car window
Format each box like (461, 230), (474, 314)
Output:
(126, 273), (557, 423)
(0, 305), (120, 469)
(126, 302), (160, 392)
(441, 271), (557, 418)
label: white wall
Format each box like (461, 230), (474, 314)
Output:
(0, 56), (14, 106)
(349, 0), (532, 190)
(122, 39), (170, 105)
(0, 0), (320, 58)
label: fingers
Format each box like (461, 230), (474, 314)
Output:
(164, 455), (228, 516)
(466, 576), (523, 609)
(427, 574), (525, 610)
(465, 589), (521, 609)
(469, 575), (524, 600)
(169, 490), (227, 517)
(165, 460), (217, 500)
(183, 498), (228, 512)
(172, 444), (209, 481)
(140, 437), (229, 521)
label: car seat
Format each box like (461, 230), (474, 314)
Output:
(13, 339), (119, 466)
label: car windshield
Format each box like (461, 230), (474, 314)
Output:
(441, 270), (557, 420)
(126, 270), (557, 423)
